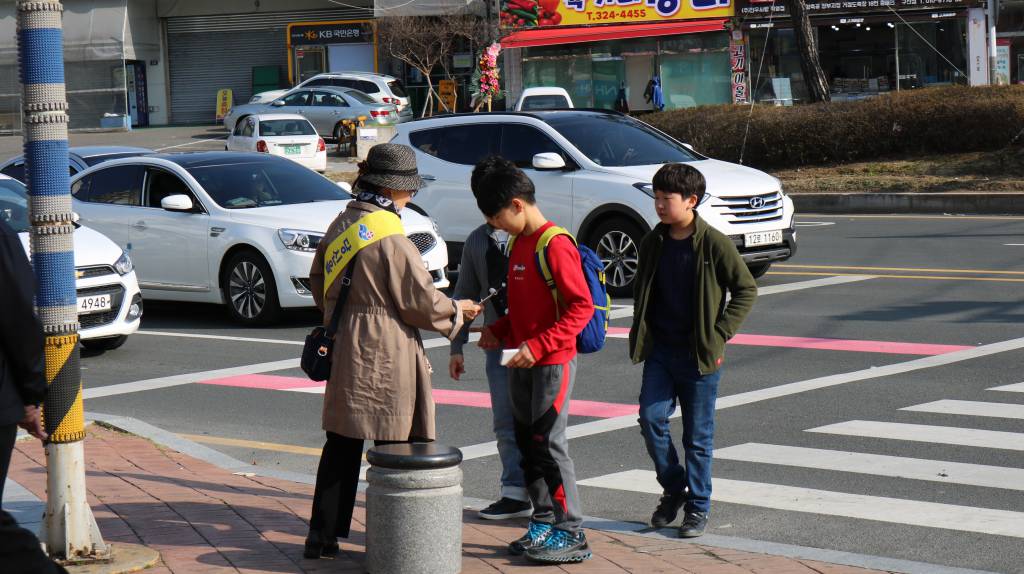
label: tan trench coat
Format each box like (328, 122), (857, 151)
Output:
(309, 201), (463, 441)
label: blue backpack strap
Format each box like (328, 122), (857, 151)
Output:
(535, 226), (574, 318)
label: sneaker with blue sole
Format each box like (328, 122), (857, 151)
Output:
(525, 528), (592, 564)
(508, 520), (552, 556)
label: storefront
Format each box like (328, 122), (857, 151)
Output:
(501, 1), (736, 111)
(737, 0), (983, 104)
(997, 0), (1024, 84)
(286, 21), (378, 84)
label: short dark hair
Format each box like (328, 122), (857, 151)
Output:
(471, 156), (536, 217)
(652, 163), (705, 203)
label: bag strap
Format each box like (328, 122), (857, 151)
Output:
(326, 258), (356, 338)
(322, 210), (404, 296)
(534, 226), (575, 319)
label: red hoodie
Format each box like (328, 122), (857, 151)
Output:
(488, 222), (593, 366)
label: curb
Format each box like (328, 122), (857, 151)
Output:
(790, 193), (1024, 215)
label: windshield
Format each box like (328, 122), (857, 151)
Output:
(545, 114), (701, 167)
(521, 95), (569, 110)
(0, 179), (29, 233)
(185, 158), (352, 209)
(345, 90), (377, 105)
(387, 80), (408, 98)
(259, 119), (316, 136)
(83, 152), (150, 167)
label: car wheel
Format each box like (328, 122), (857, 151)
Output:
(222, 251), (282, 325)
(748, 263), (771, 278)
(81, 335), (127, 353)
(589, 217), (643, 298)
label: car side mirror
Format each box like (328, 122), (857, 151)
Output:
(336, 181), (353, 193)
(161, 194), (194, 212)
(271, 100), (285, 107)
(532, 152), (566, 171)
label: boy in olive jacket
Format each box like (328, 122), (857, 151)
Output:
(628, 163), (757, 538)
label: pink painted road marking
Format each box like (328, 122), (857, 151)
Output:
(606, 327), (971, 356)
(198, 376), (638, 418)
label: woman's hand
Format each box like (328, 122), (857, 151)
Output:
(458, 299), (483, 321)
(478, 327), (501, 350)
(506, 343), (536, 369)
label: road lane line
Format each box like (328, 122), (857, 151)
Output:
(153, 135), (227, 152)
(775, 264), (1024, 276)
(901, 400), (1024, 420)
(768, 271), (1024, 283)
(83, 359), (300, 400)
(179, 433), (324, 456)
(989, 382), (1024, 393)
(137, 330), (305, 345)
(808, 421), (1024, 452)
(715, 443), (1024, 491)
(578, 470), (1024, 539)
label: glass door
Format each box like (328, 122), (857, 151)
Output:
(295, 47), (326, 83)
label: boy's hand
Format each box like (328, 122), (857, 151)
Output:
(449, 354), (465, 380)
(506, 343), (536, 369)
(18, 405), (47, 441)
(478, 327), (501, 350)
(458, 299), (483, 322)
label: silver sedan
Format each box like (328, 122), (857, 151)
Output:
(224, 87), (400, 141)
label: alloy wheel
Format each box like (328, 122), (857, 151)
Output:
(596, 230), (639, 288)
(228, 261), (266, 320)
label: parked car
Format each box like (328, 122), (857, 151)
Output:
(0, 175), (141, 351)
(227, 114), (327, 173)
(250, 72), (413, 122)
(224, 87), (400, 140)
(393, 110), (796, 296)
(70, 152), (448, 324)
(0, 146), (154, 183)
(515, 87), (574, 111)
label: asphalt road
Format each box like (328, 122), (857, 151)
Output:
(79, 214), (1024, 573)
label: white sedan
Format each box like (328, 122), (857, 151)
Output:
(227, 113), (327, 173)
(70, 152), (449, 325)
(0, 175), (141, 351)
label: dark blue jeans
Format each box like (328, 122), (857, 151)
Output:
(638, 344), (721, 513)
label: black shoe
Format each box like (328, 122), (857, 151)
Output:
(508, 521), (552, 556)
(678, 511), (708, 538)
(525, 529), (592, 564)
(478, 497), (533, 520)
(303, 530), (340, 559)
(650, 491), (685, 528)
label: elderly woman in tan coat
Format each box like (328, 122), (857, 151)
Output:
(305, 143), (480, 559)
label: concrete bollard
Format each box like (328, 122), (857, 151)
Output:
(365, 443), (463, 574)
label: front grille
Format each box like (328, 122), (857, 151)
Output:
(76, 265), (116, 279)
(407, 232), (437, 255)
(77, 284), (125, 330)
(711, 191), (784, 224)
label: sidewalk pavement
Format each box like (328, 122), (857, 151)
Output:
(6, 425), (891, 574)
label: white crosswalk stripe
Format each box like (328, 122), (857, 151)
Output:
(900, 399), (1024, 420)
(808, 420), (1024, 452)
(988, 382), (1024, 393)
(578, 470), (1024, 538)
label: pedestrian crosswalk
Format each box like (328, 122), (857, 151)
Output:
(576, 385), (1024, 539)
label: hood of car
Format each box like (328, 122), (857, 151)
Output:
(596, 159), (781, 197)
(226, 200), (437, 236)
(18, 224), (122, 268)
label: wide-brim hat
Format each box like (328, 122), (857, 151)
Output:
(358, 143), (425, 192)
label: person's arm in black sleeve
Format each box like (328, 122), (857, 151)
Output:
(0, 223), (46, 406)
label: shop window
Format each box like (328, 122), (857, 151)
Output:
(409, 125), (499, 165)
(499, 124), (565, 168)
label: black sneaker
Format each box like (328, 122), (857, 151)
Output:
(678, 511), (708, 538)
(650, 491), (685, 528)
(508, 521), (552, 556)
(525, 528), (592, 564)
(302, 530), (340, 559)
(478, 497), (533, 520)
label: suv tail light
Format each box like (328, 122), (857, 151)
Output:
(381, 97), (394, 104)
(370, 110), (384, 118)
(256, 140), (268, 153)
(317, 137), (326, 152)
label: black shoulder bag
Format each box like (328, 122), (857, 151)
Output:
(301, 261), (357, 382)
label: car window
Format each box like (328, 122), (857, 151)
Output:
(75, 165), (144, 205)
(146, 168), (197, 209)
(357, 80), (379, 94)
(233, 120), (246, 136)
(500, 124), (566, 168)
(1, 162), (26, 183)
(409, 125), (500, 166)
(240, 118), (255, 137)
(521, 95), (569, 110)
(0, 178), (29, 233)
(387, 80), (408, 98)
(344, 90), (376, 105)
(546, 114), (700, 167)
(312, 91), (347, 107)
(259, 119), (316, 136)
(185, 158), (351, 209)
(281, 92), (310, 107)
(306, 78), (331, 87)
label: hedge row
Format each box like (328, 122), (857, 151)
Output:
(642, 85), (1024, 170)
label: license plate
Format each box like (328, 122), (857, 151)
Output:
(744, 230), (783, 247)
(78, 294), (112, 315)
(284, 145), (301, 155)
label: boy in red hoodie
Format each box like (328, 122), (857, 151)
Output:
(473, 156), (594, 564)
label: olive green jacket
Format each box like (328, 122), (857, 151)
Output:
(629, 213), (757, 374)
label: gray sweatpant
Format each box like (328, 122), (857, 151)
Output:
(508, 358), (583, 533)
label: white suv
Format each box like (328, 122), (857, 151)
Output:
(392, 110), (796, 296)
(251, 72), (413, 123)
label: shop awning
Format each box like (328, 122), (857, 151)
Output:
(500, 20), (728, 49)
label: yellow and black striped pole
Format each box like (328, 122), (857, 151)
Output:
(19, 0), (108, 561)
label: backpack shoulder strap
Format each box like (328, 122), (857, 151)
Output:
(535, 226), (575, 314)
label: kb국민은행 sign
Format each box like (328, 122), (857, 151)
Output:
(500, 0), (733, 29)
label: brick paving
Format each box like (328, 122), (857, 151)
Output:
(8, 426), (892, 574)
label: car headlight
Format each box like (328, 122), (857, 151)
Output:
(114, 250), (133, 275)
(698, 193), (714, 206)
(278, 229), (323, 252)
(632, 182), (655, 198)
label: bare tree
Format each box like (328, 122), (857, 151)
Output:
(783, 0), (830, 103)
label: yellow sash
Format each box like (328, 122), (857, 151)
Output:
(322, 210), (404, 295)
